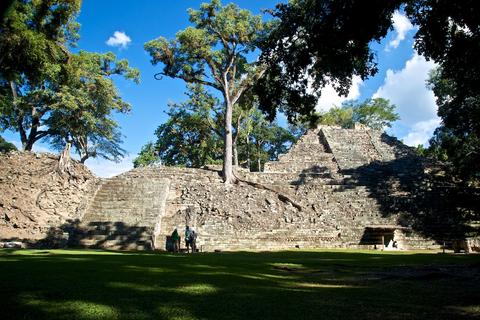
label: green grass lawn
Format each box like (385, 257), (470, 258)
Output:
(0, 249), (479, 320)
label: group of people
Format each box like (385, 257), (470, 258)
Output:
(171, 226), (197, 253)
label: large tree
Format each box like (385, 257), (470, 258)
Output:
(134, 85), (296, 172)
(0, 0), (81, 150)
(45, 51), (139, 172)
(423, 68), (480, 182)
(147, 85), (224, 168)
(0, 1), (139, 173)
(144, 0), (267, 184)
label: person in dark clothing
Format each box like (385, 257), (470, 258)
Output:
(185, 226), (192, 253)
(171, 228), (180, 253)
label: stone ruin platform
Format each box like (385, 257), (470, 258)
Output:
(76, 124), (472, 251)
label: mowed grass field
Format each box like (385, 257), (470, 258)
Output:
(0, 249), (479, 320)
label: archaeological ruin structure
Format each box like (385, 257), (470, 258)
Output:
(74, 124), (469, 251)
(3, 124), (476, 251)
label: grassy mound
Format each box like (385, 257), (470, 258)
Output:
(0, 249), (479, 319)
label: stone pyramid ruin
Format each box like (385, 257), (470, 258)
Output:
(75, 124), (453, 251)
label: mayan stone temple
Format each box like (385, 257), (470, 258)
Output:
(72, 124), (459, 252)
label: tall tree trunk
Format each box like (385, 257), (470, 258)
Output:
(257, 142), (262, 172)
(232, 113), (242, 167)
(246, 134), (251, 171)
(9, 80), (28, 150)
(223, 100), (236, 184)
(57, 138), (72, 174)
(233, 141), (239, 167)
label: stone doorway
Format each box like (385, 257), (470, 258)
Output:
(360, 226), (405, 250)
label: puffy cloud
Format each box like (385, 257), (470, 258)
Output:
(106, 31), (131, 49)
(386, 11), (414, 51)
(374, 53), (439, 146)
(85, 155), (134, 178)
(402, 118), (441, 146)
(315, 76), (363, 112)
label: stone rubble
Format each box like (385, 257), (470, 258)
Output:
(0, 152), (98, 241)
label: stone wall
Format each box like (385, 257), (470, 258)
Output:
(0, 152), (98, 241)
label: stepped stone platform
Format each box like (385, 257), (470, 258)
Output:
(78, 124), (467, 251)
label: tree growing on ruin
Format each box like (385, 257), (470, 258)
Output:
(44, 51), (139, 173)
(0, 1), (139, 174)
(144, 0), (268, 184)
(134, 85), (295, 171)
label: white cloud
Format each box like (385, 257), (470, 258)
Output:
(106, 31), (131, 49)
(373, 53), (440, 146)
(386, 11), (414, 51)
(402, 118), (441, 146)
(315, 76), (363, 112)
(85, 155), (134, 178)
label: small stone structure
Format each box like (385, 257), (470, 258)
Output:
(77, 125), (469, 251)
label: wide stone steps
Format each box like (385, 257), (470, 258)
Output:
(264, 160), (338, 174)
(241, 172), (335, 186)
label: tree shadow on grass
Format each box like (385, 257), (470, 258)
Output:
(0, 250), (479, 320)
(1, 220), (157, 251)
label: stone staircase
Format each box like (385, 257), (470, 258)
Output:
(78, 173), (171, 250)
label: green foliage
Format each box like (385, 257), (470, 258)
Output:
(44, 51), (139, 163)
(0, 0), (82, 151)
(0, 1), (139, 165)
(318, 107), (354, 128)
(136, 85), (296, 171)
(423, 67), (480, 182)
(0, 135), (16, 153)
(257, 1), (480, 185)
(317, 98), (399, 130)
(143, 85), (223, 168)
(133, 142), (159, 168)
(242, 109), (296, 171)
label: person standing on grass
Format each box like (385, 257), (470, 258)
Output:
(190, 230), (197, 253)
(171, 228), (180, 253)
(185, 226), (192, 253)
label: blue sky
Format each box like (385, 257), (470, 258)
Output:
(4, 1), (440, 177)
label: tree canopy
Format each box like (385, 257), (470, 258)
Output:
(0, 0), (139, 172)
(45, 51), (139, 164)
(0, 0), (82, 151)
(255, 0), (403, 121)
